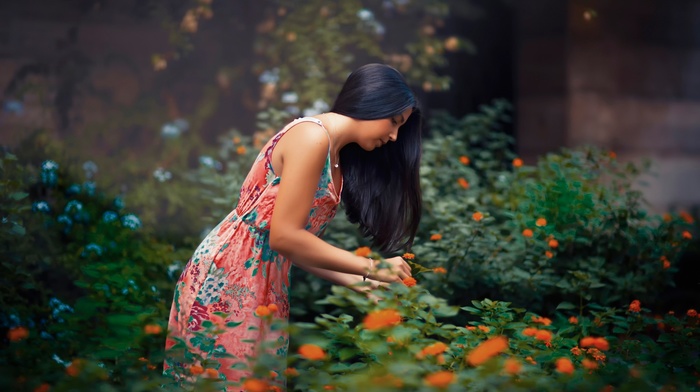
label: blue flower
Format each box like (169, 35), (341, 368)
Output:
(153, 167), (172, 182)
(199, 156), (215, 168)
(83, 181), (96, 196)
(41, 160), (59, 171)
(82, 243), (103, 257)
(66, 184), (81, 196)
(121, 214), (141, 230)
(57, 215), (72, 226)
(41, 160), (59, 186)
(102, 211), (118, 223)
(161, 123), (181, 138)
(258, 68), (280, 84)
(64, 200), (83, 214)
(113, 197), (124, 210)
(357, 8), (374, 21)
(82, 161), (98, 179)
(32, 201), (51, 213)
(3, 99), (24, 115)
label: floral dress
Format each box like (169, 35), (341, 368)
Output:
(164, 117), (342, 389)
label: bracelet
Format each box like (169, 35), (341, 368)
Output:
(363, 258), (374, 281)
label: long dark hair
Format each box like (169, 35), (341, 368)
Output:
(331, 63), (422, 253)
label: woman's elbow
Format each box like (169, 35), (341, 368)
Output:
(269, 227), (294, 254)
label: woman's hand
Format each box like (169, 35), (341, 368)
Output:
(368, 256), (412, 283)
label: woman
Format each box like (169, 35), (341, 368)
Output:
(164, 63), (422, 389)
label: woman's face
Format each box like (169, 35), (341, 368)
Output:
(357, 107), (413, 151)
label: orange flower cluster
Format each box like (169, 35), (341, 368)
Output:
(660, 255), (671, 269)
(512, 158), (523, 168)
(531, 316), (552, 326)
(458, 178), (469, 189)
(478, 325), (490, 333)
(570, 346), (582, 356)
(569, 316), (579, 324)
(298, 344), (326, 360)
(144, 324), (163, 335)
(548, 238), (559, 248)
(522, 229), (533, 238)
(7, 326), (29, 342)
(629, 300), (641, 313)
(472, 211), (483, 221)
(242, 378), (269, 392)
(555, 357), (574, 374)
(363, 309), (402, 330)
(580, 336), (609, 351)
(402, 252), (415, 260)
(190, 365), (204, 375)
(582, 358), (598, 370)
(503, 358), (522, 375)
(679, 210), (694, 224)
(424, 371), (455, 388)
(206, 368), (218, 378)
(66, 359), (84, 377)
(433, 267), (447, 274)
(466, 336), (508, 366)
(682, 231), (693, 240)
(522, 327), (537, 337)
(430, 233), (442, 241)
(373, 374), (403, 388)
(687, 309), (698, 317)
(535, 218), (547, 227)
(34, 383), (50, 392)
(545, 251), (554, 259)
(236, 146), (247, 155)
(525, 356), (536, 365)
(417, 342), (448, 359)
(254, 303), (278, 317)
(402, 277), (417, 287)
(355, 246), (372, 257)
(459, 156), (470, 165)
(284, 368), (299, 377)
(586, 347), (606, 362)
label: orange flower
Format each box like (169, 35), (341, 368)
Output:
(298, 344), (326, 360)
(402, 252), (415, 260)
(233, 136), (241, 144)
(323, 386), (335, 391)
(570, 346), (582, 356)
(522, 327), (538, 337)
(555, 358), (574, 374)
(587, 348), (606, 361)
(424, 371), (455, 388)
(535, 330), (553, 343)
(363, 309), (402, 330)
(267, 303), (278, 312)
(592, 337), (609, 351)
(430, 233), (442, 241)
(478, 325), (490, 333)
(536, 218), (547, 227)
(522, 229), (533, 238)
(569, 316), (578, 324)
(545, 250), (554, 258)
(548, 239), (559, 248)
(419, 342), (449, 357)
(582, 358), (598, 370)
(458, 177), (469, 189)
(236, 146), (247, 155)
(532, 316), (552, 326)
(144, 324), (162, 335)
(402, 277), (417, 287)
(459, 155), (470, 165)
(255, 305), (271, 317)
(679, 211), (694, 224)
(682, 231), (692, 240)
(242, 378), (269, 392)
(7, 326), (29, 342)
(472, 211), (483, 221)
(687, 309), (698, 317)
(466, 336), (509, 366)
(660, 256), (671, 269)
(355, 246), (372, 257)
(444, 36), (459, 51)
(206, 368), (219, 378)
(466, 326), (476, 331)
(190, 365), (204, 375)
(504, 358), (521, 374)
(580, 337), (596, 348)
(65, 359), (83, 377)
(608, 151), (617, 159)
(433, 267), (447, 274)
(525, 356), (536, 365)
(34, 384), (51, 392)
(629, 300), (641, 313)
(284, 368), (299, 377)
(512, 158), (523, 168)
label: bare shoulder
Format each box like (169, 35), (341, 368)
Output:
(272, 120), (329, 176)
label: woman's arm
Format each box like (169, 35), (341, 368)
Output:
(293, 264), (385, 294)
(268, 123), (410, 283)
